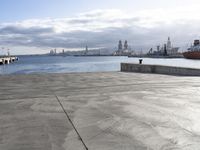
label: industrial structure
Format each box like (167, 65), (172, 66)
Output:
(147, 37), (179, 57)
(0, 47), (19, 65)
(0, 56), (18, 65)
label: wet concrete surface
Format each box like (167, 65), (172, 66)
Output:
(1, 72), (200, 150)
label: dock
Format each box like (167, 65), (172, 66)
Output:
(0, 56), (18, 65)
(0, 72), (200, 149)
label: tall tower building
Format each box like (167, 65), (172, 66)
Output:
(167, 37), (172, 50)
(118, 40), (123, 51)
(85, 45), (88, 55)
(164, 44), (167, 56)
(124, 40), (128, 50)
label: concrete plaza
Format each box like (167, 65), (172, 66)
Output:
(1, 72), (200, 150)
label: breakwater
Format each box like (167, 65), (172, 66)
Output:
(121, 63), (200, 76)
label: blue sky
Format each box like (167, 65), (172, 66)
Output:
(1, 0), (133, 21)
(1, 0), (194, 22)
(0, 0), (200, 54)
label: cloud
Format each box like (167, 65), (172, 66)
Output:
(0, 26), (54, 35)
(1, 7), (200, 54)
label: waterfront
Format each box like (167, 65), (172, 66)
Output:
(1, 55), (200, 74)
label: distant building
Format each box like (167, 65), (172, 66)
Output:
(49, 49), (55, 55)
(124, 40), (128, 50)
(167, 37), (172, 50)
(148, 37), (179, 56)
(49, 49), (58, 56)
(85, 45), (88, 55)
(114, 40), (132, 56)
(159, 37), (179, 56)
(166, 37), (179, 55)
(118, 40), (123, 51)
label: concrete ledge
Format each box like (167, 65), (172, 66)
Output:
(121, 63), (200, 76)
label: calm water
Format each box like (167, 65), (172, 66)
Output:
(1, 55), (200, 74)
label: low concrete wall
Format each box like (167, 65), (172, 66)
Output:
(121, 63), (200, 76)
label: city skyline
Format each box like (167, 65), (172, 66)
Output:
(1, 0), (200, 54)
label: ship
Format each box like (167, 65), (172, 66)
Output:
(183, 40), (200, 59)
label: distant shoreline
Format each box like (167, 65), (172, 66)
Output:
(15, 54), (185, 59)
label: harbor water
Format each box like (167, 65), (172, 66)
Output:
(1, 55), (200, 75)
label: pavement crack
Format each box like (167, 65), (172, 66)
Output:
(54, 94), (89, 150)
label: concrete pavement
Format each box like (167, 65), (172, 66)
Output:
(1, 72), (200, 150)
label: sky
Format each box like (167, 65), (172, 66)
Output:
(1, 0), (200, 54)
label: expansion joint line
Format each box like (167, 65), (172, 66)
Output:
(55, 95), (88, 150)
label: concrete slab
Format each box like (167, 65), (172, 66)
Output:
(1, 72), (200, 150)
